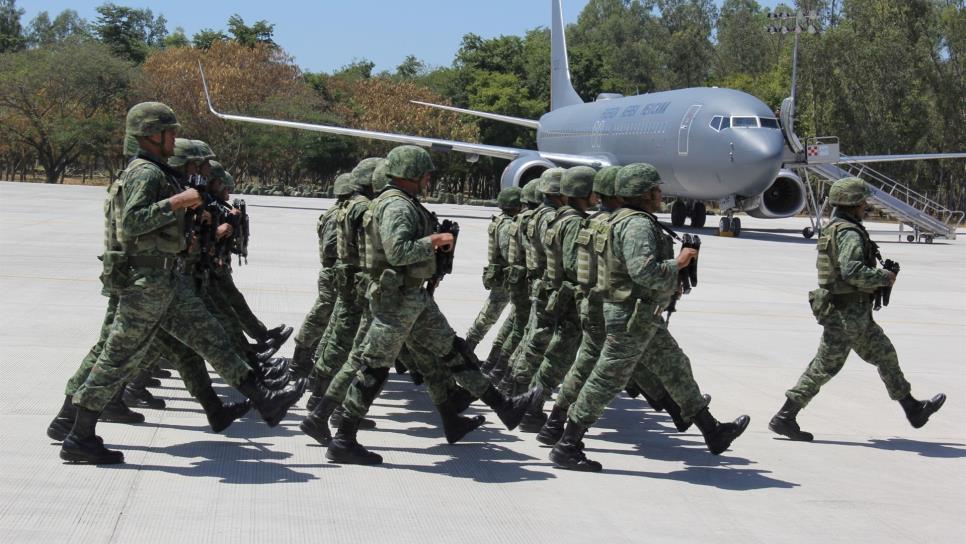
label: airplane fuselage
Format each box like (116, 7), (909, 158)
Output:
(536, 87), (786, 201)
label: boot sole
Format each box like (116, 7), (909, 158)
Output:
(300, 421), (332, 446)
(549, 449), (602, 472)
(60, 449), (124, 465)
(325, 448), (382, 465)
(535, 429), (563, 446)
(444, 416), (486, 444)
(768, 419), (814, 441)
(99, 415), (145, 424)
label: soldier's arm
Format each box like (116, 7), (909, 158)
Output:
(379, 199), (435, 267)
(560, 219), (582, 274)
(621, 220), (678, 292)
(322, 216), (339, 254)
(836, 229), (891, 289)
(121, 169), (179, 238)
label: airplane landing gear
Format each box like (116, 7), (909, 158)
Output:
(718, 212), (741, 237)
(690, 202), (707, 228)
(802, 227), (815, 239)
(671, 200), (687, 227)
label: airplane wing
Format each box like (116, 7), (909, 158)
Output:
(199, 64), (608, 169)
(838, 152), (966, 165)
(410, 100), (541, 129)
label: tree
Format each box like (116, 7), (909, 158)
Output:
(93, 3), (167, 63)
(163, 26), (189, 48)
(0, 0), (25, 53)
(192, 28), (228, 50)
(0, 40), (133, 183)
(334, 59), (376, 80)
(226, 14), (275, 48)
(656, 0), (718, 88)
(395, 55), (425, 79)
(26, 10), (89, 47)
(714, 0), (776, 78)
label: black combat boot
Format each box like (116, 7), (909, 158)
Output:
(60, 407), (124, 465)
(480, 345), (502, 375)
(768, 398), (814, 441)
(123, 383), (166, 410)
(260, 324), (293, 346)
(662, 394), (710, 433)
(197, 386), (251, 433)
(300, 394), (341, 446)
(47, 395), (77, 441)
(694, 407), (750, 455)
(625, 384), (642, 399)
(100, 390), (145, 424)
(394, 359), (409, 374)
(325, 413), (383, 465)
(305, 376), (331, 412)
(549, 420), (601, 472)
(436, 399), (486, 444)
(288, 344), (316, 380)
(536, 404), (568, 446)
(899, 393), (946, 429)
(448, 386), (477, 414)
(256, 345), (282, 364)
(481, 384), (544, 431)
(260, 358), (291, 381)
(409, 370), (424, 386)
(518, 394), (549, 433)
(152, 368), (172, 379)
(237, 373), (307, 427)
(331, 406), (376, 430)
(639, 389), (664, 412)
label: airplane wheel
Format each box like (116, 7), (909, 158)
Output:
(690, 202), (706, 228)
(719, 217), (732, 233)
(731, 217), (742, 237)
(671, 200), (687, 227)
(906, 235), (915, 243)
(802, 227), (814, 239)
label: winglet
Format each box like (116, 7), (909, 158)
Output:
(198, 62), (220, 117)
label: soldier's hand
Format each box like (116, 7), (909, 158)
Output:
(170, 188), (203, 210)
(430, 233), (455, 252)
(676, 248), (698, 270)
(884, 270), (897, 286)
(216, 223), (233, 240)
(201, 210), (213, 224)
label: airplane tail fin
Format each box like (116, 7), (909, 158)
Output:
(551, 0), (583, 111)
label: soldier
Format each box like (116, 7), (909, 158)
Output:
(57, 102), (304, 465)
(484, 181), (541, 381)
(769, 177), (945, 441)
(518, 166), (598, 431)
(464, 186), (522, 356)
(324, 145), (541, 465)
(500, 168), (564, 394)
(550, 163), (749, 472)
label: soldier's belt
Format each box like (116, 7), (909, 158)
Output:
(127, 255), (182, 270)
(831, 292), (872, 306)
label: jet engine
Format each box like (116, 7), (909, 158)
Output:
(741, 169), (806, 219)
(500, 155), (556, 189)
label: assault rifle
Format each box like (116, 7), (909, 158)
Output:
(231, 198), (250, 265)
(665, 233), (701, 324)
(873, 248), (900, 311)
(426, 218), (460, 296)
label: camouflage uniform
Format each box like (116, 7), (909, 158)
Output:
(464, 196), (517, 346)
(293, 189), (341, 351)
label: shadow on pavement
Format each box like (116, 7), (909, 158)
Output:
(810, 437), (966, 458)
(365, 442), (556, 484)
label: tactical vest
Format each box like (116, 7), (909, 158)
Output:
(816, 218), (877, 294)
(336, 195), (370, 268)
(317, 206), (341, 267)
(115, 159), (185, 255)
(599, 208), (674, 303)
(575, 210), (613, 293)
(363, 188), (437, 281)
(487, 214), (513, 267)
(524, 205), (558, 277)
(542, 207), (583, 288)
(506, 208), (536, 268)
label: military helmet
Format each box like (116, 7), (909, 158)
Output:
(193, 140), (216, 160)
(540, 167), (565, 195)
(125, 102), (179, 137)
(521, 180), (542, 204)
(371, 159), (390, 191)
(333, 173), (354, 197)
(496, 187), (522, 210)
(593, 165), (621, 197)
(385, 145), (435, 181)
(122, 134), (140, 158)
(350, 157), (382, 192)
(828, 177), (870, 206)
(208, 160), (234, 191)
(168, 138), (207, 168)
(561, 166), (596, 198)
(615, 163), (661, 197)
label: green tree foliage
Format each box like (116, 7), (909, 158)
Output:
(0, 40), (133, 183)
(192, 29), (228, 50)
(226, 14), (275, 48)
(93, 3), (167, 63)
(163, 27), (190, 49)
(0, 0), (25, 53)
(26, 10), (89, 47)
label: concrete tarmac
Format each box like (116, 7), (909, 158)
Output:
(1, 181), (964, 543)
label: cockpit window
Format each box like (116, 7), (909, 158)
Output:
(731, 116), (758, 128)
(760, 117), (780, 129)
(710, 116), (722, 131)
(720, 117), (731, 130)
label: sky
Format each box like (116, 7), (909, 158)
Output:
(20, 0), (785, 74)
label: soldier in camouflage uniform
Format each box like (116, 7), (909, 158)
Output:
(518, 166), (599, 431)
(499, 168), (565, 394)
(324, 145), (542, 465)
(56, 103), (305, 465)
(769, 177), (945, 441)
(485, 181), (541, 382)
(464, 187), (522, 357)
(551, 164), (750, 472)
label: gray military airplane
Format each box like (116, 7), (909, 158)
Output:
(200, 0), (965, 237)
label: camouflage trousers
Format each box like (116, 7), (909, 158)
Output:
(72, 268), (252, 412)
(66, 294), (120, 396)
(294, 267), (337, 349)
(204, 279), (258, 359)
(568, 300), (708, 428)
(508, 280), (558, 387)
(497, 279), (532, 360)
(786, 300), (910, 407)
(466, 285), (510, 345)
(342, 277), (490, 419)
(211, 270), (267, 340)
(531, 291), (582, 400)
(314, 271), (367, 377)
(141, 330), (214, 400)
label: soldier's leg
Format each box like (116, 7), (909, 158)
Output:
(64, 294), (120, 397)
(465, 286), (510, 347)
(784, 318), (852, 408)
(213, 272), (268, 339)
(636, 325), (709, 422)
(851, 318), (910, 400)
(506, 284), (556, 391)
(294, 268), (337, 351)
(489, 285), (531, 381)
(532, 301), (582, 396)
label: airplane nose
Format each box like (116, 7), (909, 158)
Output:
(730, 130), (785, 196)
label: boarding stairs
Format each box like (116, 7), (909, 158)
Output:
(804, 160), (963, 242)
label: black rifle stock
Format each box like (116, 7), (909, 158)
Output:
(427, 218), (460, 296)
(666, 233), (701, 324)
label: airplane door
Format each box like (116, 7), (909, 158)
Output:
(677, 105), (702, 156)
(591, 120), (604, 150)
